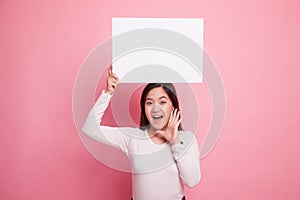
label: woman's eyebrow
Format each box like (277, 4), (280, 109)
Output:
(159, 96), (168, 100)
(146, 96), (168, 101)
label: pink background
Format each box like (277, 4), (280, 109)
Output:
(1, 0), (300, 199)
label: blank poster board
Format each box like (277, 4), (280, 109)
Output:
(112, 18), (204, 83)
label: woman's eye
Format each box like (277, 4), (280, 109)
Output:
(146, 102), (152, 105)
(160, 101), (167, 104)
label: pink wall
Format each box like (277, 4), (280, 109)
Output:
(1, 0), (299, 199)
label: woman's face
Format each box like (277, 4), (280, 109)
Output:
(144, 87), (174, 132)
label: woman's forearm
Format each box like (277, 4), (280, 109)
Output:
(81, 90), (113, 144)
(172, 131), (201, 188)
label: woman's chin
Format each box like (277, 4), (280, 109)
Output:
(150, 123), (166, 132)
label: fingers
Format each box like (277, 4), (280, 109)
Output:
(155, 130), (163, 135)
(175, 117), (182, 128)
(108, 65), (113, 75)
(107, 77), (119, 91)
(169, 108), (174, 124)
(105, 65), (119, 94)
(168, 109), (181, 127)
(174, 109), (180, 122)
(111, 73), (119, 81)
(107, 74), (119, 84)
(107, 65), (119, 81)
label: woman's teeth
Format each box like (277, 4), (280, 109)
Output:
(152, 116), (163, 119)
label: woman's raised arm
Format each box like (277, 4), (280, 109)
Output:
(81, 66), (132, 154)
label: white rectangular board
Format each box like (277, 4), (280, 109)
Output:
(112, 18), (204, 83)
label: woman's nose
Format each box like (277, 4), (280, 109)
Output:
(152, 104), (160, 112)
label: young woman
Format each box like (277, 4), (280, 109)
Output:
(82, 66), (201, 200)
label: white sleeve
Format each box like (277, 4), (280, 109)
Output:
(171, 131), (201, 188)
(81, 90), (132, 154)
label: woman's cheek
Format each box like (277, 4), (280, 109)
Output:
(165, 108), (171, 121)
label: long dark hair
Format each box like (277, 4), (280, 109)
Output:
(139, 83), (183, 130)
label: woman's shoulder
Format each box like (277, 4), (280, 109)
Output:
(118, 127), (147, 139)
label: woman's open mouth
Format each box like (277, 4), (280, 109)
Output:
(151, 115), (164, 124)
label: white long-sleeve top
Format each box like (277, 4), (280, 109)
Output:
(82, 91), (201, 200)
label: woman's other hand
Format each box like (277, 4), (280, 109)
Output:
(105, 65), (119, 95)
(155, 109), (182, 144)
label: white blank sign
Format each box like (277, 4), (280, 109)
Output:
(112, 18), (204, 83)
